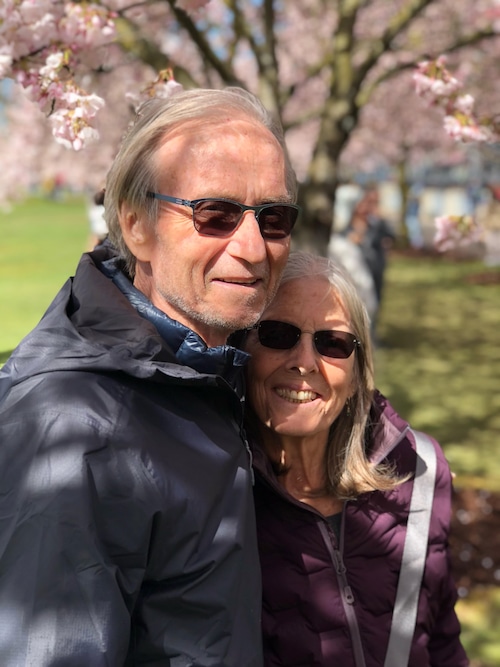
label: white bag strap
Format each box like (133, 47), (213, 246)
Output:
(383, 429), (437, 667)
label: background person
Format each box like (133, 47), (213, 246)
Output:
(243, 251), (468, 667)
(86, 187), (108, 249)
(327, 232), (378, 323)
(345, 186), (395, 337)
(0, 87), (299, 666)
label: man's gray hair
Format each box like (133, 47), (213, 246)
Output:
(104, 87), (297, 276)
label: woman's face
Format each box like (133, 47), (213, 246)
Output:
(245, 277), (357, 442)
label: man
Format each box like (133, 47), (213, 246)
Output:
(0, 87), (298, 666)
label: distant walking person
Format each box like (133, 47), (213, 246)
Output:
(345, 186), (395, 335)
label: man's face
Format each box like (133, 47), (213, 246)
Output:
(129, 117), (292, 347)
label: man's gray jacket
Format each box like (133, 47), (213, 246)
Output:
(0, 245), (263, 666)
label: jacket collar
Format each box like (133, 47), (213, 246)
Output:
(99, 256), (249, 384)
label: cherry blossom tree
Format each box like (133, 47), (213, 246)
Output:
(1, 0), (500, 248)
(408, 51), (500, 251)
(338, 49), (495, 246)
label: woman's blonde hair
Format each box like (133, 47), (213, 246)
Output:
(104, 87), (297, 277)
(249, 251), (403, 499)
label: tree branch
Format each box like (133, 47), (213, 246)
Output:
(356, 27), (498, 108)
(224, 0), (282, 114)
(351, 0), (434, 89)
(166, 0), (243, 85)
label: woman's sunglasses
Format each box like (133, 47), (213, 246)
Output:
(147, 192), (300, 239)
(254, 320), (359, 359)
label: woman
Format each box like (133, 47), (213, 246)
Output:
(243, 251), (468, 667)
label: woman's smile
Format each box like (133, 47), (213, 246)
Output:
(274, 387), (319, 403)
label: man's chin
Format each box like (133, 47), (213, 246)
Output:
(210, 307), (263, 334)
(185, 307), (259, 347)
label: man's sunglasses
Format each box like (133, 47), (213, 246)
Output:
(254, 320), (360, 359)
(147, 192), (300, 239)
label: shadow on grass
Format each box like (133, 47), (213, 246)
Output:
(451, 489), (500, 667)
(375, 358), (500, 484)
(456, 586), (500, 667)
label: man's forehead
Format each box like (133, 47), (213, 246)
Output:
(155, 116), (283, 170)
(161, 114), (277, 147)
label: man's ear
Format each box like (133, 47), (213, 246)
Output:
(120, 205), (153, 262)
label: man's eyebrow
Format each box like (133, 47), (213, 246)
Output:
(196, 194), (294, 204)
(258, 196), (294, 204)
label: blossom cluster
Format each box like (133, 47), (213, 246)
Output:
(125, 68), (184, 107)
(413, 56), (499, 251)
(434, 214), (484, 252)
(0, 0), (205, 150)
(413, 56), (499, 144)
(0, 1), (117, 149)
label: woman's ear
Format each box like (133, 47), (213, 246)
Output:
(119, 205), (153, 262)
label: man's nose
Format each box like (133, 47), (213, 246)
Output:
(226, 211), (268, 263)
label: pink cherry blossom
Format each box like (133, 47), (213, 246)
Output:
(413, 57), (463, 104)
(0, 1), (115, 149)
(414, 56), (500, 146)
(454, 94), (475, 115)
(0, 1), (202, 151)
(434, 215), (484, 252)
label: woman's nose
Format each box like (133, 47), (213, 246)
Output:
(288, 333), (319, 375)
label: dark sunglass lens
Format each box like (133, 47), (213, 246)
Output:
(258, 321), (301, 350)
(315, 331), (356, 359)
(193, 200), (242, 236)
(258, 205), (298, 239)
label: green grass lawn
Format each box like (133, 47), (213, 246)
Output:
(0, 196), (89, 361)
(375, 253), (500, 490)
(456, 587), (500, 667)
(1, 198), (499, 665)
(374, 253), (500, 667)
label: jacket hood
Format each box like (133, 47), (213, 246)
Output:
(0, 244), (249, 395)
(367, 390), (410, 463)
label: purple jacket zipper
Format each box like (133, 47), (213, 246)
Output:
(318, 519), (367, 667)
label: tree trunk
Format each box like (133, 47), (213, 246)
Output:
(294, 180), (337, 255)
(396, 159), (411, 248)
(295, 100), (354, 253)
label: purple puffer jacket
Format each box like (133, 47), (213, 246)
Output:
(252, 391), (469, 667)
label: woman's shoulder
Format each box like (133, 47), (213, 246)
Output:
(371, 391), (453, 487)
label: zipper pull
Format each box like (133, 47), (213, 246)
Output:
(318, 522), (357, 607)
(343, 585), (355, 604)
(333, 549), (355, 605)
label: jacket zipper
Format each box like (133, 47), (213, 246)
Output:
(242, 433), (255, 485)
(240, 424), (255, 485)
(318, 520), (367, 667)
